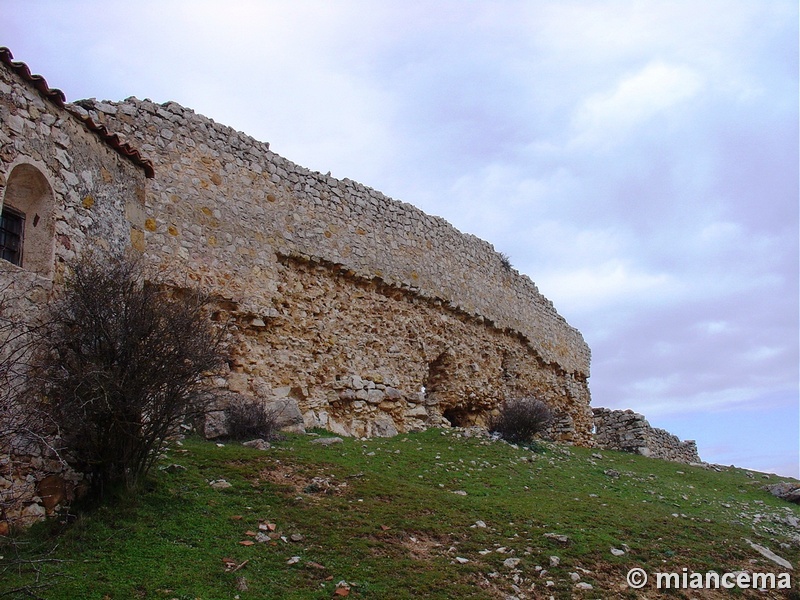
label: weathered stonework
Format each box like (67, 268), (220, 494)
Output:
(72, 96), (594, 443)
(592, 408), (701, 464)
(1, 48), (594, 529)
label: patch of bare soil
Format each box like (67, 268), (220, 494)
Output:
(257, 461), (350, 498)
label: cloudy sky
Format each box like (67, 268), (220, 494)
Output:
(3, 1), (798, 476)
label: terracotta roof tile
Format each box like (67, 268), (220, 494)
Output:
(1, 47), (154, 178)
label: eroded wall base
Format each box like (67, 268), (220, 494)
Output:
(210, 255), (594, 445)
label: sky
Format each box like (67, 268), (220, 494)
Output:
(2, 1), (798, 477)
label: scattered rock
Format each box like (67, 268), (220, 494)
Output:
(610, 547), (625, 556)
(569, 572), (581, 582)
(455, 556), (470, 564)
(764, 482), (800, 504)
(575, 582), (593, 590)
(503, 558), (521, 568)
(209, 479), (232, 490)
(745, 539), (794, 570)
(549, 556), (560, 567)
(286, 556), (301, 565)
(334, 581), (351, 596)
(290, 533), (304, 542)
(242, 439), (271, 450)
(603, 469), (620, 479)
(474, 520), (487, 528)
(543, 533), (570, 544)
(310, 437), (343, 446)
(452, 490), (467, 496)
(159, 463), (186, 474)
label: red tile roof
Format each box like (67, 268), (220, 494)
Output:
(0, 47), (155, 178)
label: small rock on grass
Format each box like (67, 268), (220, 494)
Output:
(745, 539), (794, 570)
(243, 439), (271, 450)
(334, 581), (351, 596)
(160, 463), (186, 473)
(310, 437), (343, 446)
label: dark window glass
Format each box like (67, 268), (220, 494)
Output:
(0, 207), (24, 266)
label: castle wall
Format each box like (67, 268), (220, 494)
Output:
(75, 97), (593, 441)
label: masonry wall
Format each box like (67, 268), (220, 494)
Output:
(75, 97), (594, 442)
(0, 60), (148, 531)
(592, 408), (701, 464)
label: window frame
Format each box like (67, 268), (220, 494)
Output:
(0, 205), (25, 267)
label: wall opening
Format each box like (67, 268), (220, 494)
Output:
(0, 164), (55, 277)
(0, 206), (25, 265)
(422, 351), (452, 404)
(442, 407), (470, 427)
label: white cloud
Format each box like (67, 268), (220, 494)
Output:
(570, 61), (704, 150)
(537, 260), (679, 314)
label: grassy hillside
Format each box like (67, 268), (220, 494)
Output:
(2, 429), (798, 599)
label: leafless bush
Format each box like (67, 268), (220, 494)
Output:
(223, 397), (280, 442)
(488, 397), (553, 446)
(31, 253), (226, 498)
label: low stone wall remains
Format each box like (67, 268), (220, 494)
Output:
(592, 408), (701, 464)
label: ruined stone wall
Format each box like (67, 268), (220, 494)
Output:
(0, 59), (148, 531)
(592, 408), (701, 464)
(76, 97), (594, 442)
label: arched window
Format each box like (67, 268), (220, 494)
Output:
(0, 164), (55, 277)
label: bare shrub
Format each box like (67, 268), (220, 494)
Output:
(224, 397), (280, 442)
(488, 397), (553, 446)
(31, 253), (226, 498)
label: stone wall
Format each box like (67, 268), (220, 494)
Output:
(592, 408), (701, 464)
(73, 97), (594, 442)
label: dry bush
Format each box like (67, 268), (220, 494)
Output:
(31, 253), (226, 498)
(488, 397), (553, 446)
(223, 397), (280, 442)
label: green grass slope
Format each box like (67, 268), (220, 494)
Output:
(2, 429), (798, 599)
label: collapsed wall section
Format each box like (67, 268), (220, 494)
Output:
(74, 97), (593, 441)
(593, 408), (701, 464)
